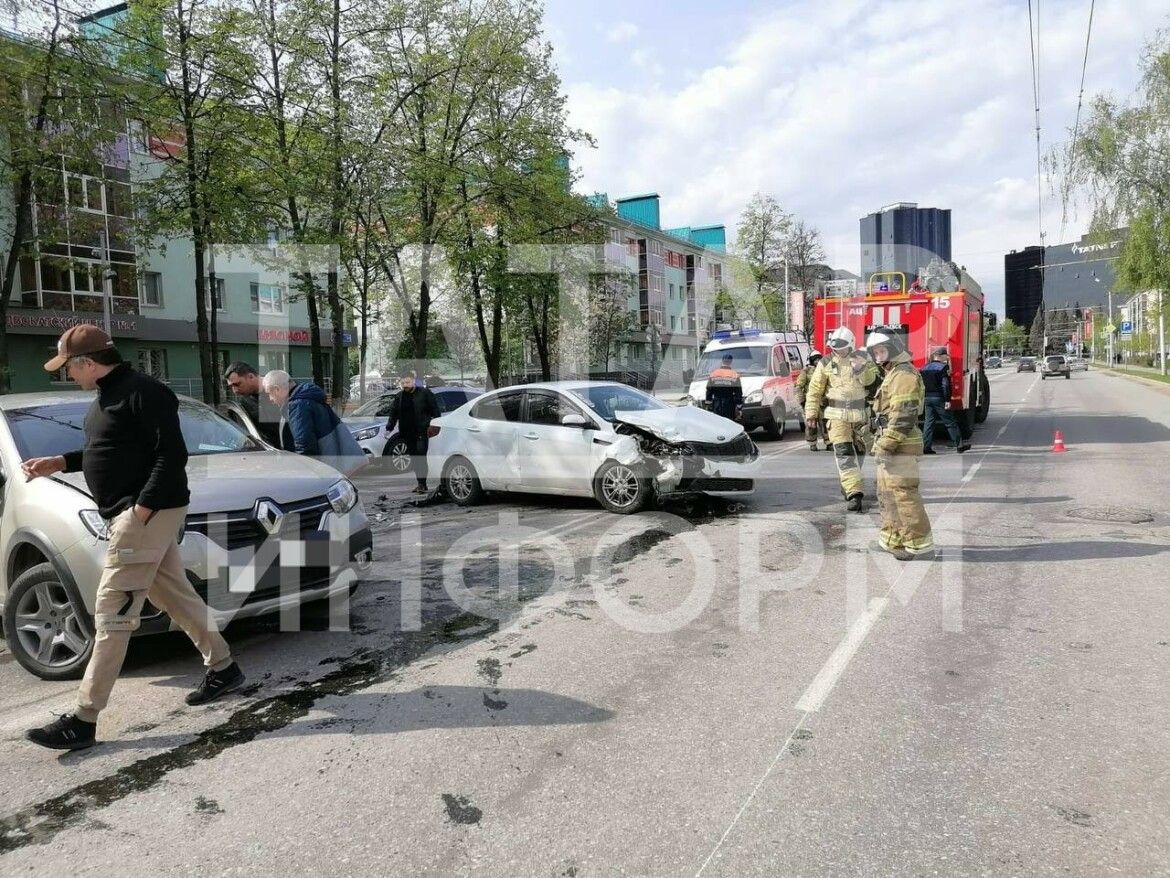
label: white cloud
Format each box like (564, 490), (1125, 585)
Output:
(559, 0), (1169, 313)
(605, 21), (639, 43)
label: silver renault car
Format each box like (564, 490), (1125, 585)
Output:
(0, 392), (374, 680)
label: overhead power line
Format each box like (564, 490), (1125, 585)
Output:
(1027, 0), (1045, 247)
(1059, 0), (1096, 243)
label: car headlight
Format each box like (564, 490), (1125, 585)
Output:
(744, 390), (763, 405)
(80, 510), (110, 540)
(352, 426), (381, 441)
(326, 478), (358, 514)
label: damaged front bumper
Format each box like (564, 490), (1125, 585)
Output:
(610, 425), (760, 497)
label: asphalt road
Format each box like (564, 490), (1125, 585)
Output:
(1, 367), (1167, 876)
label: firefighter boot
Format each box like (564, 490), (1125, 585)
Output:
(846, 492), (864, 513)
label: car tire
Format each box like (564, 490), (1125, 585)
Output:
(443, 457), (484, 507)
(974, 371), (991, 424)
(3, 563), (93, 681)
(1065, 373), (1070, 380)
(594, 460), (651, 514)
(762, 404), (785, 440)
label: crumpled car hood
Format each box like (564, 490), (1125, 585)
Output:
(613, 406), (744, 444)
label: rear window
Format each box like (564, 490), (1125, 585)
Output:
(1046, 357), (1065, 366)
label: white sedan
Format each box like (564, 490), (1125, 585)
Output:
(427, 381), (759, 514)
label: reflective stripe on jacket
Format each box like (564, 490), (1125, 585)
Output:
(874, 352), (925, 452)
(804, 353), (879, 423)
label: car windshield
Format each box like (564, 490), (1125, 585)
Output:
(4, 400), (262, 459)
(352, 392), (399, 417)
(569, 385), (666, 421)
(696, 346), (770, 377)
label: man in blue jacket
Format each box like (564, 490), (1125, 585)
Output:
(920, 348), (970, 454)
(262, 370), (335, 455)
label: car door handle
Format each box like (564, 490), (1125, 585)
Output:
(466, 425), (481, 433)
(524, 432), (539, 440)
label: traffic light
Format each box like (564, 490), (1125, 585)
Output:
(987, 313), (998, 329)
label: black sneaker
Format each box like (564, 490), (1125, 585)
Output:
(412, 484), (428, 494)
(923, 448), (937, 455)
(186, 662), (246, 706)
(957, 443), (971, 453)
(846, 492), (864, 513)
(26, 713), (96, 751)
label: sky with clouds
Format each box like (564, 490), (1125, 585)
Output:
(543, 0), (1169, 315)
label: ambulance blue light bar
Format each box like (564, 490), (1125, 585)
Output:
(711, 328), (762, 340)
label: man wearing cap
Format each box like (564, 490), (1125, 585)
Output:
(21, 326), (244, 751)
(920, 347), (970, 454)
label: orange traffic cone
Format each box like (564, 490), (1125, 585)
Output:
(1051, 430), (1068, 453)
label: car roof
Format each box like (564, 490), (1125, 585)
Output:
(480, 381), (637, 394)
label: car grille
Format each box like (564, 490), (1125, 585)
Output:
(185, 496), (331, 551)
(688, 434), (756, 458)
(683, 477), (753, 492)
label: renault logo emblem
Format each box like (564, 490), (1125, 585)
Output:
(254, 500), (285, 535)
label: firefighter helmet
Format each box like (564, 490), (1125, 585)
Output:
(827, 327), (856, 351)
(808, 349), (823, 365)
(865, 328), (906, 359)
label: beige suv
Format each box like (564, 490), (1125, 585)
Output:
(0, 392), (373, 680)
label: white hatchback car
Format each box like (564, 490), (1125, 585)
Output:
(427, 382), (759, 513)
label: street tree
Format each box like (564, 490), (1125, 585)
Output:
(588, 275), (637, 373)
(120, 0), (262, 404)
(783, 219), (827, 334)
(734, 192), (790, 327)
(1057, 29), (1170, 368)
(0, 0), (115, 392)
(1029, 302), (1046, 355)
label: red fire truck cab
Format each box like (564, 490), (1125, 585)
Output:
(813, 272), (991, 436)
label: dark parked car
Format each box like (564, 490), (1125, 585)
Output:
(985, 356), (1002, 369)
(1017, 357), (1037, 373)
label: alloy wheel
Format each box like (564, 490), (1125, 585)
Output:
(390, 441), (412, 472)
(601, 465), (639, 509)
(448, 463), (474, 501)
(14, 580), (89, 670)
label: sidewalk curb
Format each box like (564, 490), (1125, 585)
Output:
(1100, 368), (1170, 396)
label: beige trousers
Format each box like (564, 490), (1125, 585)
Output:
(77, 506), (232, 721)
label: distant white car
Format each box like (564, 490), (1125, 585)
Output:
(1068, 357), (1089, 372)
(427, 381), (759, 514)
(343, 387), (482, 469)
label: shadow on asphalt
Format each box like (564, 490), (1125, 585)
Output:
(960, 540), (1169, 562)
(1004, 413), (1170, 446)
(263, 685), (616, 738)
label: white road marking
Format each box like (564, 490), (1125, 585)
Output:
(961, 461), (983, 484)
(793, 597), (890, 713)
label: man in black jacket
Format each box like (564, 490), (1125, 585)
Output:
(919, 347), (970, 454)
(386, 371), (441, 493)
(224, 361), (282, 446)
(21, 326), (245, 751)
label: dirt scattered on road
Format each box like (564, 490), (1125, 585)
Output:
(441, 794), (483, 826)
(477, 657), (503, 686)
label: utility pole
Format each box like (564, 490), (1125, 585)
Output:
(96, 230), (114, 336)
(1107, 287), (1114, 367)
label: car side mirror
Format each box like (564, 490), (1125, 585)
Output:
(561, 414), (590, 428)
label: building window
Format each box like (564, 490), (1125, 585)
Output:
(138, 349), (168, 379)
(626, 237), (638, 257)
(141, 272), (163, 307)
(128, 119), (148, 153)
(670, 315), (677, 330)
(260, 350), (288, 372)
(609, 227), (623, 245)
(250, 282), (285, 314)
(65, 173), (105, 213)
(206, 277), (226, 311)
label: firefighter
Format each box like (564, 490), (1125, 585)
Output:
(866, 328), (934, 560)
(805, 327), (880, 512)
(795, 350), (827, 451)
(705, 353), (743, 421)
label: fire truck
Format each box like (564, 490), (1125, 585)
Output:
(812, 271), (991, 437)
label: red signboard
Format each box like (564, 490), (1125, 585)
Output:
(258, 328), (310, 344)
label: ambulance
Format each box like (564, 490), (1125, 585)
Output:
(685, 329), (811, 439)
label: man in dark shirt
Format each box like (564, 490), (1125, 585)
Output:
(21, 326), (245, 751)
(919, 347), (970, 454)
(224, 361), (282, 446)
(385, 370), (441, 493)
